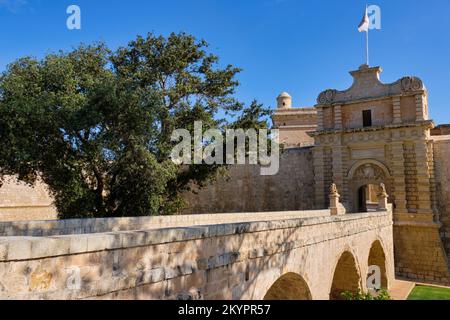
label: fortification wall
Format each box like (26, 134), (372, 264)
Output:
(433, 136), (450, 263)
(391, 137), (450, 284)
(0, 177), (57, 222)
(182, 147), (315, 214)
(0, 148), (315, 221)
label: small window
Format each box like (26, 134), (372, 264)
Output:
(363, 110), (372, 127)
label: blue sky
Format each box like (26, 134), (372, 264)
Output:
(1, 0), (450, 123)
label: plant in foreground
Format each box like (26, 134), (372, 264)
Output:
(341, 289), (392, 300)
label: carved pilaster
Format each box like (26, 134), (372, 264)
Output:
(332, 143), (345, 202)
(390, 141), (407, 212)
(427, 141), (438, 215)
(341, 146), (350, 205)
(313, 146), (326, 209)
(415, 94), (425, 122)
(392, 96), (402, 124)
(414, 139), (433, 214)
(317, 107), (324, 131)
(334, 105), (342, 130)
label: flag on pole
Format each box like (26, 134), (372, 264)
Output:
(358, 7), (370, 32)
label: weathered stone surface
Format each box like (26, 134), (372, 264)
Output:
(0, 176), (57, 222)
(0, 208), (395, 300)
(309, 65), (449, 283)
(1, 63), (449, 291)
(182, 147), (316, 214)
(0, 210), (329, 238)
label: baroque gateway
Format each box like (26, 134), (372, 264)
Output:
(0, 64), (449, 299)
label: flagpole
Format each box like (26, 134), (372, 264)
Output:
(365, 3), (369, 66)
(358, 5), (371, 66)
(366, 29), (369, 66)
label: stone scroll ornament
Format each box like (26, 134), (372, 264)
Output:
(400, 76), (424, 92)
(354, 164), (384, 181)
(317, 89), (337, 104)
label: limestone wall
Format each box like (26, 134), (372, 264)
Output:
(0, 176), (57, 222)
(340, 98), (394, 129)
(272, 107), (318, 148)
(0, 210), (395, 300)
(391, 136), (450, 284)
(0, 148), (315, 220)
(277, 127), (316, 148)
(433, 136), (450, 262)
(182, 147), (315, 214)
(393, 223), (449, 283)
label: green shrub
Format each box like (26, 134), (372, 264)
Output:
(341, 289), (392, 300)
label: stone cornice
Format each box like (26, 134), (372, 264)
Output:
(432, 135), (450, 142)
(308, 120), (435, 137)
(273, 108), (317, 117)
(275, 107), (316, 113)
(277, 125), (317, 130)
(315, 92), (425, 109)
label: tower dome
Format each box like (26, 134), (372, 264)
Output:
(277, 92), (292, 109)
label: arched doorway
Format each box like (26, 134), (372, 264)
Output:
(264, 273), (312, 300)
(330, 251), (361, 300)
(367, 240), (388, 290)
(347, 161), (392, 213)
(357, 184), (379, 212)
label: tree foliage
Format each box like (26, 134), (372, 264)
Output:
(0, 33), (271, 218)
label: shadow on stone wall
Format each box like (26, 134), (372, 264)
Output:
(182, 147), (315, 215)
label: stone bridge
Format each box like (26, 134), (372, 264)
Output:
(0, 202), (395, 300)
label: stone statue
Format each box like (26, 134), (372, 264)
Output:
(330, 183), (339, 196)
(378, 183), (388, 197)
(377, 183), (389, 211)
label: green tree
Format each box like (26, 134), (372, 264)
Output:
(0, 33), (271, 219)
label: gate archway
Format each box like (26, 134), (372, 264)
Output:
(347, 160), (392, 213)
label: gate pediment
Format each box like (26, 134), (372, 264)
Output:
(347, 160), (391, 181)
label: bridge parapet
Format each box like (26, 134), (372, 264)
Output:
(0, 207), (394, 300)
(0, 210), (331, 238)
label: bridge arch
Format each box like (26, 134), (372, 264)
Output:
(263, 272), (312, 300)
(329, 250), (362, 300)
(367, 240), (388, 290)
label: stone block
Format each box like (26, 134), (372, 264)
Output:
(6, 238), (33, 260)
(150, 267), (165, 283)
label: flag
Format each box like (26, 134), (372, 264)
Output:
(358, 7), (370, 32)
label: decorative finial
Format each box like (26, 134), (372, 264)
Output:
(330, 183), (339, 196)
(379, 183), (388, 197)
(329, 183), (345, 215)
(359, 64), (370, 70)
(377, 183), (389, 211)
